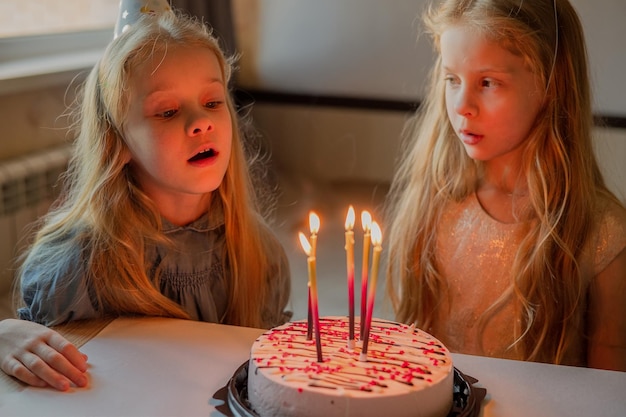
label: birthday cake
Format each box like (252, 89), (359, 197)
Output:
(247, 316), (454, 417)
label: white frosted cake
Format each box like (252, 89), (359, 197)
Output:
(247, 316), (454, 417)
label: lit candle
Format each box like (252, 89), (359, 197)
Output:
(345, 206), (356, 348)
(360, 221), (382, 362)
(299, 232), (323, 362)
(306, 290), (313, 340)
(306, 212), (320, 340)
(359, 210), (372, 340)
(309, 211), (320, 256)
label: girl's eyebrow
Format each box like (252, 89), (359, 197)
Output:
(442, 65), (515, 75)
(143, 78), (225, 99)
(478, 67), (515, 74)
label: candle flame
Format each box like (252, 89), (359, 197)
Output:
(299, 232), (312, 256)
(361, 211), (372, 232)
(345, 206), (355, 230)
(309, 212), (320, 235)
(371, 221), (382, 246)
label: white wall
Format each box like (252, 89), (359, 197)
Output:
(594, 128), (626, 203)
(251, 104), (408, 183)
(237, 0), (626, 116)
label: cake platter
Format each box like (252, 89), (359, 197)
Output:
(222, 361), (487, 417)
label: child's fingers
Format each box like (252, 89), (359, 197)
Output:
(45, 332), (89, 372)
(0, 319), (87, 390)
(31, 342), (88, 389)
(4, 353), (67, 391)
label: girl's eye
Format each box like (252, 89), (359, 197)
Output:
(157, 109), (177, 118)
(444, 75), (460, 86)
(481, 79), (499, 88)
(204, 101), (222, 109)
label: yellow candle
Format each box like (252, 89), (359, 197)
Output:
(307, 212), (320, 340)
(369, 223), (382, 302)
(345, 206), (356, 347)
(307, 255), (319, 321)
(299, 232), (323, 362)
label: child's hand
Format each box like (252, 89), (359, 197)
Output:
(0, 318), (89, 391)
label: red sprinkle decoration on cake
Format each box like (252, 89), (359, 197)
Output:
(250, 317), (451, 393)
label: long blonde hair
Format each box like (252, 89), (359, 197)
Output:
(386, 0), (617, 363)
(19, 11), (284, 328)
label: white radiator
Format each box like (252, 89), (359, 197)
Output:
(0, 145), (71, 299)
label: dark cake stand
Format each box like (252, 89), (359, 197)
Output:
(217, 361), (487, 417)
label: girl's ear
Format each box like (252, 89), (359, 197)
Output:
(116, 125), (132, 164)
(121, 145), (132, 165)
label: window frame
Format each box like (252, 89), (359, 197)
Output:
(0, 28), (112, 95)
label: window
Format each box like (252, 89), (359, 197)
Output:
(0, 0), (118, 38)
(0, 0), (118, 95)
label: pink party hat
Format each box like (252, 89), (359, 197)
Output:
(114, 0), (173, 38)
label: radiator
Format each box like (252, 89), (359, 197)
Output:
(0, 145), (71, 298)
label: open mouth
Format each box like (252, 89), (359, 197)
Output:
(188, 148), (217, 162)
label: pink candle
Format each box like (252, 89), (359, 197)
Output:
(344, 206), (356, 348)
(360, 221), (382, 362)
(359, 211), (372, 340)
(306, 212), (320, 340)
(299, 232), (323, 362)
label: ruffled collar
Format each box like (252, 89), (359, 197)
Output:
(161, 199), (225, 234)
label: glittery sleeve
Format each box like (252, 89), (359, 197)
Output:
(591, 198), (626, 275)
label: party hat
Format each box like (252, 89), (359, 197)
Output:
(114, 0), (173, 38)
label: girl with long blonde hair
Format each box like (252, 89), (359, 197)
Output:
(386, 0), (626, 370)
(0, 8), (290, 390)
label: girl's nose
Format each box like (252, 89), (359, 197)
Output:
(454, 87), (478, 118)
(186, 109), (213, 136)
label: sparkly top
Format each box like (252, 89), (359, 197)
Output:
(431, 193), (626, 365)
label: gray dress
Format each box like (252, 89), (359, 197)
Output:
(18, 212), (291, 328)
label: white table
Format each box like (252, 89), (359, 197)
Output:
(0, 317), (624, 416)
